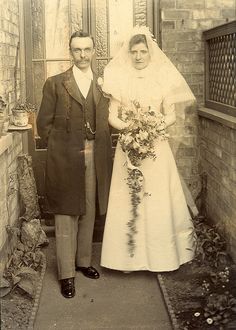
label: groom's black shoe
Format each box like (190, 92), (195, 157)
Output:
(60, 277), (75, 298)
(76, 266), (100, 279)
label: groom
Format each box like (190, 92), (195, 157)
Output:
(37, 31), (112, 298)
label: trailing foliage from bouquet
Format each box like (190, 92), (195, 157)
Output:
(118, 100), (168, 257)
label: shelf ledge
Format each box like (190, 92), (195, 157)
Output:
(198, 106), (236, 130)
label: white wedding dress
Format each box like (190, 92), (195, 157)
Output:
(101, 67), (195, 272)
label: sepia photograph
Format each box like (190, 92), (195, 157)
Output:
(0, 0), (236, 329)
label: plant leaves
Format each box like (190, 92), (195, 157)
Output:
(0, 286), (12, 298)
(14, 266), (37, 277)
(17, 242), (25, 251)
(12, 275), (21, 285)
(17, 277), (34, 298)
(0, 277), (10, 288)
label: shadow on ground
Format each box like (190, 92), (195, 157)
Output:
(34, 237), (172, 330)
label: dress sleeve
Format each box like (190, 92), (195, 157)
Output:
(108, 97), (129, 130)
(162, 96), (176, 128)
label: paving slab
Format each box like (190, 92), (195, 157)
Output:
(34, 238), (172, 330)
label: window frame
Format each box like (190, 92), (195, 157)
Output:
(203, 20), (236, 117)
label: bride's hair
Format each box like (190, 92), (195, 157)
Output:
(129, 34), (148, 50)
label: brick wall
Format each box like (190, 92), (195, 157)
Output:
(160, 0), (235, 105)
(160, 0), (236, 261)
(0, 133), (23, 275)
(160, 0), (236, 201)
(134, 0), (147, 25)
(0, 0), (24, 275)
(0, 0), (21, 109)
(200, 116), (236, 260)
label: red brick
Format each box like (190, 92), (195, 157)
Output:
(205, 0), (235, 9)
(196, 95), (204, 104)
(221, 176), (236, 196)
(162, 21), (176, 29)
(161, 9), (191, 20)
(189, 84), (199, 95)
(230, 129), (236, 143)
(177, 41), (204, 51)
(230, 169), (236, 183)
(160, 0), (176, 9)
(229, 237), (236, 262)
(163, 31), (202, 42)
(161, 40), (177, 51)
(192, 9), (221, 19)
(220, 187), (235, 207)
(176, 147), (197, 157)
(163, 53), (178, 66)
(203, 158), (220, 179)
(184, 62), (204, 73)
(207, 130), (221, 144)
(221, 151), (236, 169)
(220, 137), (236, 155)
(176, 19), (198, 30)
(204, 149), (219, 168)
(197, 19), (215, 29)
(191, 53), (204, 62)
(208, 141), (223, 158)
(181, 73), (192, 82)
(221, 9), (236, 19)
(212, 19), (229, 27)
(176, 0), (205, 9)
(207, 175), (220, 193)
(184, 125), (197, 135)
(177, 157), (196, 167)
(199, 118), (208, 128)
(179, 166), (192, 177)
(191, 164), (199, 175)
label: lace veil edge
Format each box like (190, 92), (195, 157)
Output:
(102, 25), (196, 108)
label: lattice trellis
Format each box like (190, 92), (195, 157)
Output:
(208, 32), (236, 107)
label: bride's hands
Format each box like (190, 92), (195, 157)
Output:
(121, 121), (130, 131)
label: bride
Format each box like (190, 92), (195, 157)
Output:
(101, 26), (196, 272)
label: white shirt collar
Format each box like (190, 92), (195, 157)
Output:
(73, 65), (93, 81)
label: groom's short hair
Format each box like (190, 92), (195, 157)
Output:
(69, 31), (95, 48)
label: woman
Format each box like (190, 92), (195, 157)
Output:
(101, 26), (196, 272)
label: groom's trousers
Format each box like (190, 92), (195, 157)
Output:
(54, 140), (96, 280)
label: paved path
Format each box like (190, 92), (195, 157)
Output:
(34, 238), (172, 330)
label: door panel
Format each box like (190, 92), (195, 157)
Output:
(44, 0), (71, 59)
(27, 0), (159, 112)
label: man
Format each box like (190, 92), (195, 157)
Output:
(37, 31), (112, 298)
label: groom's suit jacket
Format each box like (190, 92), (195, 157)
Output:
(37, 67), (112, 216)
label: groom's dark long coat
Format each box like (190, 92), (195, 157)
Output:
(36, 67), (112, 216)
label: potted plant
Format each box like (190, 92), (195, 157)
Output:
(11, 101), (38, 127)
(0, 96), (7, 137)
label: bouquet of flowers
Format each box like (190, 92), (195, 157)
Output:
(118, 100), (169, 257)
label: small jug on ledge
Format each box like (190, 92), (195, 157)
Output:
(12, 109), (29, 127)
(11, 102), (38, 127)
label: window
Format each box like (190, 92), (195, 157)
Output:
(203, 20), (236, 117)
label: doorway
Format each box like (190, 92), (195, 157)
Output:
(24, 0), (160, 237)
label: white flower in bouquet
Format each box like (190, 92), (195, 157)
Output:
(97, 77), (103, 87)
(138, 130), (149, 140)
